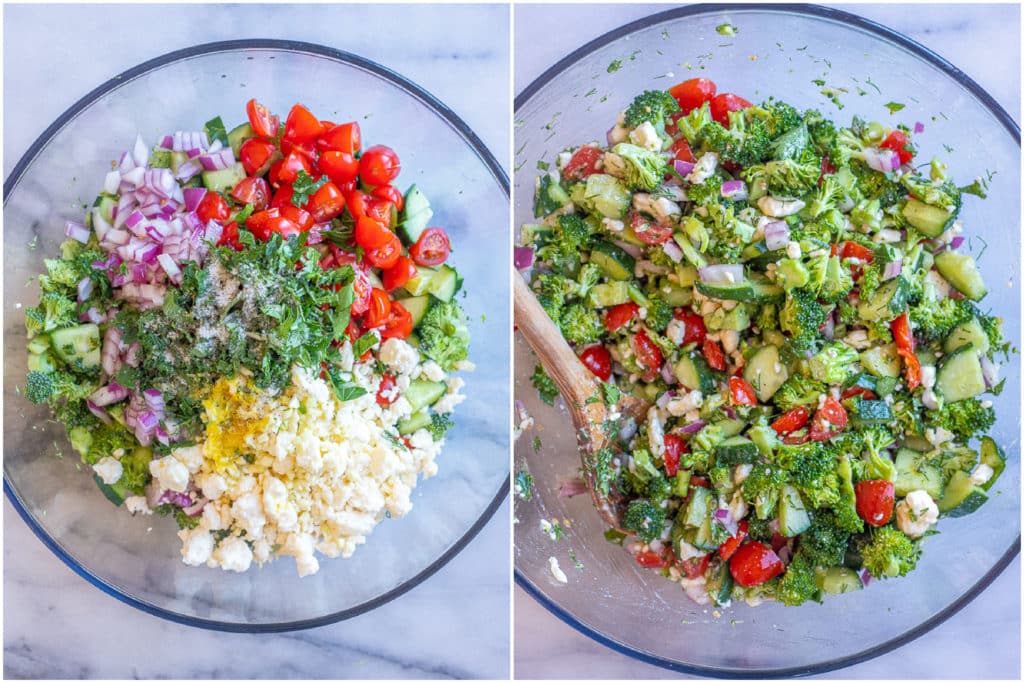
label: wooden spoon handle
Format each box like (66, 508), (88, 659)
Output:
(513, 271), (597, 409)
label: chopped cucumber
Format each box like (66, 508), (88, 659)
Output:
(934, 251), (987, 301)
(427, 265), (461, 302)
(399, 184), (433, 245)
(859, 344), (901, 378)
(938, 469), (988, 517)
(851, 399), (894, 425)
(201, 162), (246, 194)
(402, 295), (431, 328)
(398, 410), (432, 435)
(902, 198), (955, 237)
(935, 344), (985, 402)
(404, 266), (438, 296)
(778, 485), (811, 536)
(405, 380), (447, 412)
(588, 282), (631, 308)
(50, 324), (101, 371)
(674, 353), (717, 394)
(227, 123), (255, 157)
(894, 448), (944, 499)
(589, 240), (635, 280)
(978, 437), (1005, 491)
(715, 437), (759, 465)
(743, 345), (788, 402)
(814, 567), (863, 595)
(695, 279), (754, 302)
(944, 318), (989, 355)
(857, 275), (910, 321)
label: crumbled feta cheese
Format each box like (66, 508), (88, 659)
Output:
(665, 318), (687, 345)
(873, 228), (902, 244)
(728, 491), (748, 521)
(379, 338), (419, 375)
(603, 152), (626, 178)
(549, 556), (568, 583)
(687, 152), (719, 184)
(895, 490), (939, 539)
(92, 456), (123, 486)
(843, 330), (871, 350)
(969, 463), (995, 486)
(757, 196), (806, 218)
(602, 217), (625, 232)
(629, 121), (663, 151)
(647, 407), (665, 458)
(179, 528), (215, 566)
(920, 365), (936, 389)
(212, 535), (253, 572)
(632, 193), (655, 216)
(785, 241), (802, 259)
(125, 496), (152, 515)
(172, 444), (204, 473)
(420, 360), (446, 382)
(149, 454), (190, 493)
(667, 390), (703, 417)
(733, 463), (753, 485)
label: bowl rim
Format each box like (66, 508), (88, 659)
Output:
(3, 38), (510, 633)
(513, 2), (1020, 677)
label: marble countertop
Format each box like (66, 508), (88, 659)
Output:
(3, 4), (509, 679)
(513, 3), (1020, 680)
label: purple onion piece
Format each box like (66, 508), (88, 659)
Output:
(514, 246), (535, 271)
(674, 159), (695, 177)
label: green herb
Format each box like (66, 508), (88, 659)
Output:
(531, 364), (560, 405)
(532, 435), (542, 452)
(291, 171), (329, 207)
(352, 330), (380, 358)
(716, 22), (738, 36)
(382, 430), (409, 451)
(569, 548), (584, 569)
(515, 470), (534, 500)
(536, 160), (550, 171)
(884, 101), (906, 115)
(604, 528), (627, 545)
(234, 203), (255, 227)
(326, 368), (368, 402)
(203, 115), (229, 147)
(607, 59), (623, 74)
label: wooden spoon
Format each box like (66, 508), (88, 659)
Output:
(514, 272), (649, 530)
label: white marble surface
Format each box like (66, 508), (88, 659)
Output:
(3, 4), (510, 679)
(513, 3), (1020, 679)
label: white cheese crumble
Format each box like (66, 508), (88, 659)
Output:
(92, 456), (123, 486)
(549, 556), (568, 583)
(895, 490), (939, 539)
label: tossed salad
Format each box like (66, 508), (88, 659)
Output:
(522, 78), (1010, 606)
(25, 99), (471, 576)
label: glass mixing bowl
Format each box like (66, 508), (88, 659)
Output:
(513, 5), (1020, 676)
(4, 40), (509, 631)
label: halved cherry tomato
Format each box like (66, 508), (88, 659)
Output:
(376, 373), (398, 407)
(305, 181), (346, 223)
(729, 541), (784, 587)
(668, 78), (717, 114)
(891, 312), (922, 390)
(230, 176), (270, 211)
(663, 433), (688, 477)
(246, 99), (279, 138)
(318, 150), (360, 186)
(379, 300), (413, 340)
(771, 406), (810, 435)
(840, 386), (877, 401)
(718, 519), (749, 561)
(365, 197), (396, 227)
(318, 121), (361, 155)
(782, 430), (811, 445)
(635, 550), (670, 569)
(630, 212), (673, 245)
(605, 302), (639, 332)
(278, 205), (314, 232)
(365, 233), (403, 269)
(809, 397), (848, 441)
(631, 329), (663, 376)
(679, 553), (711, 580)
(580, 344), (612, 382)
(382, 255), (417, 292)
(672, 309), (706, 346)
(345, 191), (371, 219)
(354, 216), (392, 250)
(359, 145), (401, 186)
(710, 93), (752, 126)
(283, 103), (324, 144)
(880, 130), (914, 165)
(838, 240), (875, 262)
(349, 269), (371, 316)
(275, 150), (315, 186)
(372, 184), (405, 212)
(246, 208), (301, 241)
(269, 184), (294, 209)
(729, 377), (758, 406)
(563, 146), (604, 181)
(855, 479), (896, 527)
(196, 191), (230, 224)
(409, 227), (451, 266)
(364, 288), (392, 329)
(702, 338), (726, 371)
(239, 137), (278, 176)
(690, 476), (710, 488)
(670, 137), (696, 163)
(218, 220), (241, 249)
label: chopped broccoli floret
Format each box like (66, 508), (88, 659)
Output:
(644, 294), (674, 333)
(858, 525), (920, 579)
(623, 89), (681, 134)
(804, 174), (843, 218)
(428, 412), (455, 440)
(611, 143), (668, 192)
(776, 553), (822, 606)
(800, 509), (857, 566)
(743, 158), (821, 198)
(531, 363), (560, 406)
(851, 161), (905, 208)
(854, 426), (898, 481)
(773, 373), (827, 412)
(741, 463), (787, 519)
(909, 297), (976, 343)
(27, 293), (78, 334)
(559, 304), (603, 346)
(807, 342), (859, 384)
(533, 272), (574, 323)
(118, 446), (153, 493)
(925, 398), (996, 444)
(575, 263), (602, 299)
(701, 114), (772, 167)
(779, 288), (829, 351)
(622, 498), (666, 543)
(901, 174), (962, 216)
(537, 213), (594, 277)
(644, 473), (673, 504)
(676, 101), (714, 144)
(25, 369), (94, 407)
(418, 300), (470, 370)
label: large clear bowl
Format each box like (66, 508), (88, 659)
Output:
(3, 40), (509, 631)
(513, 5), (1020, 676)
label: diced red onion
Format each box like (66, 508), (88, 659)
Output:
(65, 220), (91, 244)
(172, 131), (208, 152)
(198, 147), (235, 171)
(77, 277), (93, 303)
(514, 246), (535, 271)
(777, 542), (793, 565)
(89, 382), (129, 407)
(103, 170), (121, 195)
(720, 179), (748, 200)
(558, 478), (588, 498)
(157, 489), (193, 508)
(101, 327), (123, 376)
(183, 188), (207, 212)
(660, 362), (677, 386)
(144, 169), (177, 199)
(123, 342), (141, 368)
(950, 236), (965, 250)
(142, 388), (165, 412)
(157, 253), (183, 285)
(822, 311), (835, 340)
(980, 355), (1000, 388)
(86, 400), (113, 425)
(610, 239), (643, 259)
(662, 240), (684, 263)
(183, 498), (208, 517)
(204, 220), (224, 246)
(699, 263), (744, 285)
(84, 308), (105, 324)
(120, 166), (146, 191)
(861, 569), (872, 586)
(92, 208), (113, 240)
(862, 147), (900, 173)
(722, 405), (737, 420)
(118, 151), (137, 173)
(132, 135), (150, 168)
(913, 122), (924, 134)
(763, 221), (790, 250)
(881, 258), (903, 281)
(713, 507), (739, 538)
(159, 135), (174, 150)
(679, 420), (707, 434)
(674, 160), (695, 176)
(175, 159), (203, 182)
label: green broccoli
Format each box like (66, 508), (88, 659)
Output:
(777, 553), (822, 606)
(428, 412), (455, 440)
(773, 373), (827, 412)
(820, 257), (854, 304)
(858, 525), (920, 579)
(779, 288), (829, 351)
(754, 99), (805, 138)
(700, 114), (772, 167)
(901, 174), (962, 216)
(756, 303), (779, 331)
(575, 263), (602, 299)
(676, 101), (714, 144)
(925, 398), (996, 444)
(611, 143), (668, 192)
(644, 473), (673, 504)
(118, 446), (153, 493)
(909, 297), (976, 343)
(743, 158), (821, 198)
(779, 442), (842, 510)
(25, 369), (95, 407)
(622, 498), (667, 543)
(26, 293), (78, 334)
(804, 109), (840, 159)
(418, 300), (470, 370)
(82, 422), (140, 466)
(768, 122), (811, 161)
(855, 426), (898, 482)
(800, 509), (857, 566)
(849, 198), (883, 232)
(644, 294), (674, 332)
(623, 89), (681, 135)
(559, 304), (603, 346)
(685, 176), (723, 207)
(807, 342), (859, 384)
(851, 161), (905, 208)
(531, 364), (560, 406)
(804, 174), (843, 218)
(536, 214), (593, 277)
(742, 463), (788, 519)
(704, 204), (755, 261)
(532, 272), (574, 323)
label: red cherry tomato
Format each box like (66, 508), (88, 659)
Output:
(379, 300), (413, 340)
(702, 338), (726, 372)
(304, 181), (346, 223)
(679, 554), (711, 580)
(663, 434), (688, 477)
(771, 406), (810, 435)
(364, 288), (392, 329)
(371, 185), (405, 212)
(630, 212), (673, 245)
(349, 269), (371, 316)
(709, 93), (752, 126)
(278, 205), (314, 232)
(354, 216), (392, 250)
(344, 191), (371, 219)
(579, 345), (612, 382)
(809, 397), (848, 441)
(880, 130), (914, 165)
(230, 176), (270, 211)
(376, 374), (398, 407)
(840, 386), (877, 401)
(275, 150), (315, 186)
(269, 184), (294, 209)
(246, 99), (279, 139)
(635, 551), (670, 569)
(318, 150), (360, 186)
(409, 227), (451, 266)
(631, 329), (663, 375)
(359, 145), (401, 186)
(246, 208), (301, 241)
(855, 479), (896, 527)
(604, 302), (639, 332)
(365, 197), (396, 228)
(382, 255), (418, 292)
(365, 233), (403, 270)
(670, 137), (696, 164)
(672, 309), (706, 346)
(838, 240), (875, 262)
(718, 519), (749, 561)
(283, 104), (324, 144)
(218, 220), (240, 250)
(318, 121), (361, 155)
(239, 137), (278, 176)
(689, 476), (710, 489)
(562, 146), (604, 181)
(668, 78), (717, 114)
(891, 312), (921, 391)
(196, 191), (230, 224)
(729, 541), (784, 587)
(729, 377), (758, 406)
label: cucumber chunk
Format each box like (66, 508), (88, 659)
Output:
(402, 295), (431, 329)
(227, 123), (255, 158)
(814, 566), (864, 595)
(934, 251), (987, 301)
(902, 198), (954, 237)
(674, 353), (717, 394)
(405, 380), (447, 412)
(403, 266), (437, 296)
(743, 345), (788, 402)
(978, 437), (1006, 491)
(398, 410), (432, 435)
(399, 184), (434, 245)
(50, 324), (101, 371)
(944, 318), (989, 355)
(589, 240), (636, 280)
(938, 469), (989, 517)
(427, 265), (460, 302)
(588, 282), (631, 308)
(859, 344), (901, 378)
(201, 162), (246, 194)
(935, 344), (986, 402)
(778, 485), (811, 536)
(715, 436), (759, 465)
(894, 448), (944, 499)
